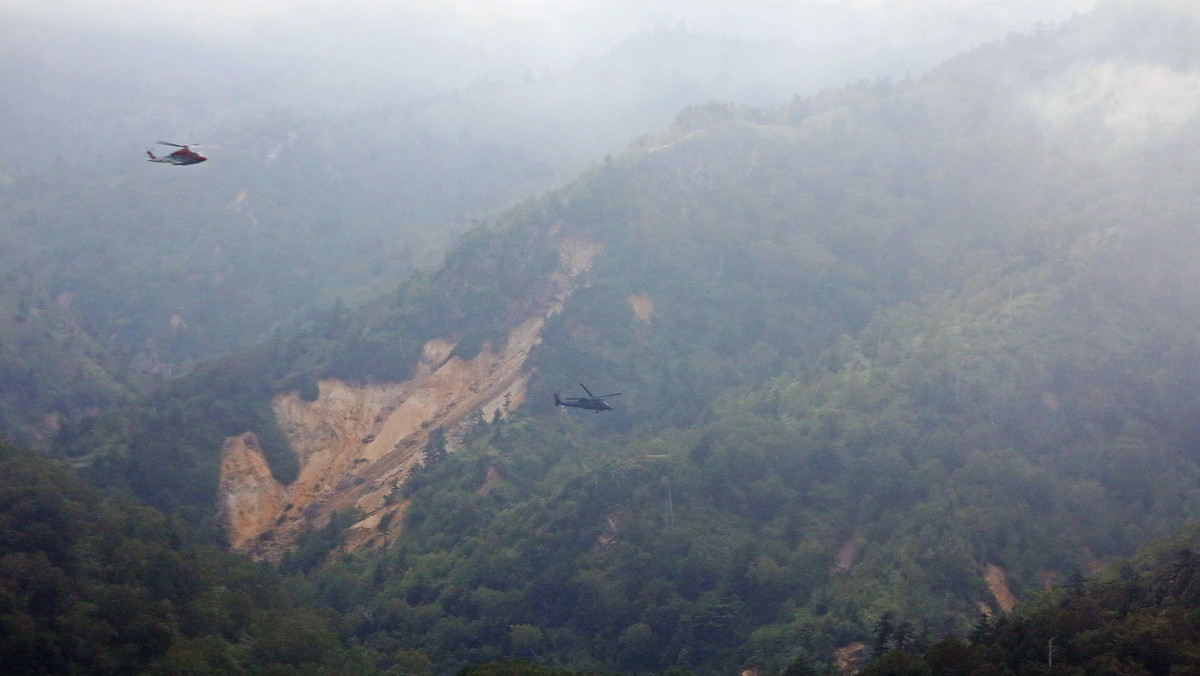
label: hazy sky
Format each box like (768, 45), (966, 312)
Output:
(10, 0), (1098, 77)
(2, 0), (1104, 169)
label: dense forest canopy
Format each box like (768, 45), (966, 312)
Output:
(0, 442), (383, 675)
(315, 4), (1200, 672)
(3, 436), (1198, 676)
(856, 523), (1200, 675)
(7, 0), (1200, 674)
(0, 1), (1089, 449)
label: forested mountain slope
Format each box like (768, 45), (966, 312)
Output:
(857, 523), (1200, 675)
(48, 1), (1200, 674)
(0, 442), (382, 675)
(0, 0), (1088, 449)
(0, 29), (793, 448)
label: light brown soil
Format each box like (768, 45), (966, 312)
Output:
(835, 642), (867, 675)
(217, 238), (597, 562)
(628, 293), (654, 322)
(983, 563), (1018, 613)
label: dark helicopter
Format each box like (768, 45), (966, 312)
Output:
(555, 383), (622, 412)
(146, 141), (207, 165)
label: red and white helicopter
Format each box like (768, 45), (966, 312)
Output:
(146, 141), (207, 165)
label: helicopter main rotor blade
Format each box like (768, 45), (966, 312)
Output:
(579, 383), (596, 397)
(598, 393), (622, 398)
(156, 141), (188, 148)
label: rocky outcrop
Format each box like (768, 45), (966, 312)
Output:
(217, 237), (598, 561)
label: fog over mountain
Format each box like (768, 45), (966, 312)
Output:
(9, 1), (1200, 674)
(4, 0), (1093, 169)
(12, 0), (1098, 67)
(0, 1), (1105, 438)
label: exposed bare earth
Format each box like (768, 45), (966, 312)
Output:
(830, 534), (863, 574)
(628, 293), (654, 322)
(835, 642), (866, 675)
(983, 563), (1018, 614)
(218, 237), (599, 561)
(218, 433), (287, 550)
(217, 231), (1028, 648)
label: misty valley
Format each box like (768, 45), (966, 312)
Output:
(4, 1), (1200, 674)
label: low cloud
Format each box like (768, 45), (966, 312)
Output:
(1027, 61), (1200, 146)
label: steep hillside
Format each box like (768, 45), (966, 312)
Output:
(300, 4), (1200, 673)
(857, 523), (1200, 675)
(0, 1), (1090, 448)
(220, 237), (598, 560)
(0, 270), (131, 447)
(0, 442), (381, 675)
(52, 2), (1200, 674)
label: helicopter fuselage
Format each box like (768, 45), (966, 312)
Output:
(147, 141), (207, 165)
(147, 149), (206, 165)
(555, 394), (614, 412)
